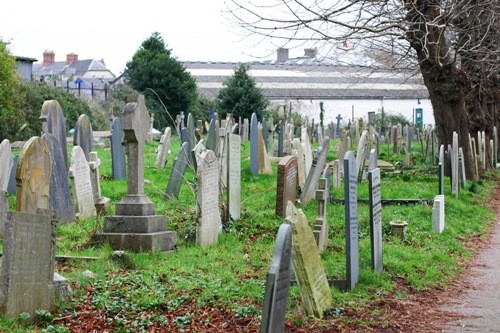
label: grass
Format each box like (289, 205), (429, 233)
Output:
(0, 134), (497, 332)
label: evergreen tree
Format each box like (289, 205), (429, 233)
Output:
(216, 64), (268, 120)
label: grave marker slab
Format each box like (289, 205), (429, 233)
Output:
(89, 152), (111, 215)
(286, 202), (333, 318)
(40, 100), (68, 169)
(301, 128), (313, 177)
(0, 191), (8, 236)
(154, 127), (172, 169)
(368, 168), (383, 273)
(439, 145), (444, 195)
(276, 156), (298, 217)
(300, 137), (330, 206)
(432, 195), (445, 233)
(291, 138), (306, 188)
(206, 119), (216, 151)
(227, 134), (241, 221)
(7, 156), (18, 196)
(250, 113), (259, 175)
(313, 178), (328, 252)
(0, 139), (13, 192)
(260, 224), (292, 333)
(191, 139), (206, 172)
(110, 117), (126, 180)
(344, 151), (359, 290)
(73, 114), (93, 161)
(451, 132), (459, 195)
(165, 142), (190, 200)
(69, 146), (97, 219)
(258, 123), (273, 174)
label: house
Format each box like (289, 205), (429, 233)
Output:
(33, 50), (116, 84)
(15, 56), (38, 81)
(184, 48), (434, 126)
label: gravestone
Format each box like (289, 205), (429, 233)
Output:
(241, 118), (249, 144)
(258, 123), (273, 174)
(97, 95), (176, 252)
(276, 156), (298, 217)
(0, 191), (8, 236)
(40, 100), (68, 169)
(260, 224), (292, 333)
(89, 152), (111, 215)
(180, 127), (192, 166)
(458, 147), (467, 189)
(227, 134), (241, 221)
(313, 178), (328, 252)
(262, 118), (269, 150)
(191, 139), (207, 172)
(368, 168), (383, 273)
(336, 114), (342, 139)
(278, 120), (284, 157)
(73, 114), (93, 161)
(196, 150), (221, 248)
(291, 138), (306, 188)
(451, 132), (459, 195)
(0, 139), (13, 192)
(333, 160), (341, 189)
(154, 127), (172, 169)
(301, 128), (313, 177)
(250, 113), (259, 175)
(206, 119), (216, 151)
(432, 195), (445, 233)
(321, 166), (331, 203)
(344, 151), (359, 290)
(69, 146), (97, 219)
(15, 137), (51, 214)
(110, 117), (127, 180)
(187, 113), (196, 151)
(7, 156), (18, 196)
(368, 148), (377, 173)
(300, 137), (330, 206)
(42, 133), (75, 222)
(356, 130), (369, 182)
(285, 202), (333, 318)
(439, 145), (444, 195)
(0, 209), (56, 318)
(165, 142), (190, 200)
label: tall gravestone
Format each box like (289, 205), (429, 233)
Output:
(300, 137), (330, 206)
(42, 133), (75, 222)
(286, 202), (333, 318)
(69, 146), (97, 219)
(0, 191), (7, 236)
(73, 114), (93, 161)
(97, 95), (176, 252)
(291, 138), (306, 188)
(258, 123), (273, 174)
(206, 119), (216, 152)
(40, 100), (68, 169)
(313, 178), (328, 252)
(451, 132), (459, 195)
(250, 113), (259, 175)
(439, 145), (444, 195)
(227, 134), (241, 221)
(344, 151), (359, 290)
(0, 209), (56, 318)
(368, 168), (383, 273)
(301, 128), (313, 178)
(165, 142), (190, 200)
(110, 117), (127, 180)
(356, 130), (369, 182)
(196, 150), (221, 248)
(276, 156), (298, 217)
(154, 127), (172, 169)
(432, 195), (445, 233)
(0, 139), (13, 192)
(260, 224), (292, 333)
(15, 137), (51, 214)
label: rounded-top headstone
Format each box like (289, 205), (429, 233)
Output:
(73, 114), (94, 161)
(40, 100), (68, 168)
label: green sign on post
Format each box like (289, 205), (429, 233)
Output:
(415, 108), (423, 128)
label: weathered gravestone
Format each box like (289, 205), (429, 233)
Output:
(458, 147), (467, 189)
(206, 119), (216, 152)
(196, 150), (221, 248)
(439, 145), (444, 195)
(0, 209), (56, 318)
(356, 130), (369, 182)
(15, 137), (51, 214)
(154, 127), (172, 169)
(191, 139), (207, 172)
(69, 146), (97, 219)
(40, 100), (68, 169)
(301, 128), (313, 177)
(333, 159), (341, 189)
(313, 178), (328, 252)
(73, 114), (93, 161)
(432, 195), (445, 233)
(0, 139), (13, 192)
(368, 168), (383, 273)
(300, 137), (330, 206)
(258, 123), (273, 174)
(291, 138), (306, 188)
(344, 151), (359, 290)
(165, 142), (190, 200)
(98, 95), (176, 252)
(227, 134), (241, 221)
(276, 156), (298, 217)
(260, 223), (292, 333)
(285, 202), (333, 318)
(250, 113), (259, 175)
(241, 118), (249, 144)
(110, 117), (127, 180)
(451, 132), (459, 195)
(42, 133), (75, 222)
(89, 152), (111, 214)
(7, 156), (18, 196)
(180, 127), (192, 167)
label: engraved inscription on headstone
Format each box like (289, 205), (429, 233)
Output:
(69, 146), (97, 219)
(227, 134), (241, 221)
(276, 156), (298, 217)
(368, 168), (383, 273)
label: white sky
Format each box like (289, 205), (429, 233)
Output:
(0, 0), (301, 76)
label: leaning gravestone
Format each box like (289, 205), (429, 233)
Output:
(165, 142), (190, 200)
(344, 151), (359, 290)
(260, 223), (292, 333)
(40, 100), (68, 169)
(0, 209), (56, 318)
(313, 178), (328, 252)
(196, 150), (221, 248)
(191, 139), (207, 172)
(110, 117), (126, 180)
(286, 201), (333, 318)
(97, 95), (176, 252)
(276, 156), (298, 217)
(300, 137), (330, 206)
(0, 139), (13, 192)
(69, 146), (97, 219)
(73, 114), (93, 161)
(154, 127), (172, 169)
(42, 133), (75, 222)
(368, 168), (383, 273)
(15, 137), (51, 214)
(250, 113), (259, 175)
(227, 134), (241, 221)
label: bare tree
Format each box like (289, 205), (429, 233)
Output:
(225, 0), (500, 180)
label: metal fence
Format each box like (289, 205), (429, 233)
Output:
(50, 80), (109, 100)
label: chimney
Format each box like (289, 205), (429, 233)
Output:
(43, 50), (55, 66)
(66, 52), (78, 64)
(304, 48), (317, 59)
(277, 48), (289, 63)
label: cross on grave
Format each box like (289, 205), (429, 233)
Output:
(336, 114), (342, 137)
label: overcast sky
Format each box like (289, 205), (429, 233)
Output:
(1, 0), (301, 76)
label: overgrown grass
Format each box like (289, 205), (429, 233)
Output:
(0, 135), (497, 332)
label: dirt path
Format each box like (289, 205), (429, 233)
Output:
(441, 190), (500, 332)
